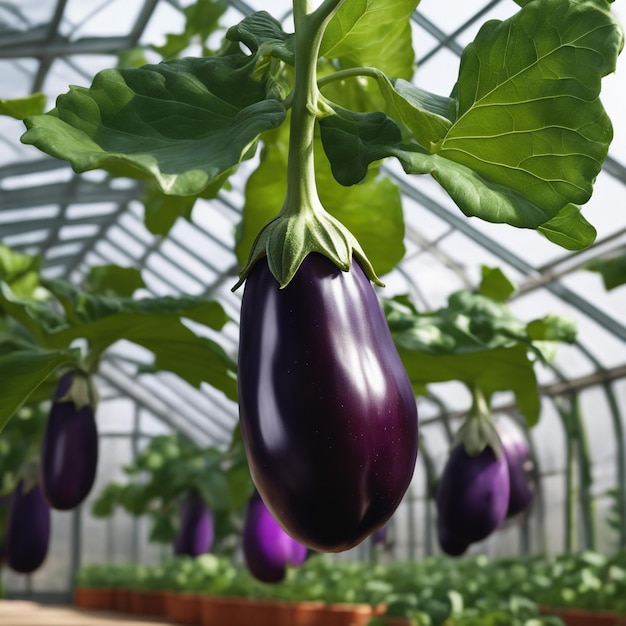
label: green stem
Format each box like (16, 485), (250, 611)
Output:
(469, 385), (490, 419)
(283, 0), (343, 219)
(318, 66), (383, 89)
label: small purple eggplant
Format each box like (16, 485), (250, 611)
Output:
(40, 371), (99, 510)
(174, 491), (214, 557)
(498, 422), (534, 518)
(6, 480), (51, 574)
(243, 492), (307, 583)
(238, 254), (418, 552)
(436, 443), (510, 547)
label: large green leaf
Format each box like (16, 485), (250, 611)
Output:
(438, 0), (623, 215)
(320, 0), (622, 235)
(320, 0), (420, 80)
(21, 54), (286, 196)
(236, 123), (405, 277)
(0, 93), (46, 120)
(0, 349), (79, 431)
(319, 108), (556, 227)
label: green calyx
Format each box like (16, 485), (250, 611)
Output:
(453, 386), (502, 457)
(233, 204), (383, 290)
(58, 370), (99, 411)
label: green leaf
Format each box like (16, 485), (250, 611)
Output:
(41, 282), (237, 398)
(236, 123), (405, 277)
(0, 245), (41, 284)
(584, 252), (626, 290)
(226, 11), (295, 65)
(152, 0), (227, 59)
(377, 76), (454, 148)
(537, 204), (597, 250)
(479, 266), (516, 302)
(84, 265), (146, 297)
(142, 183), (197, 236)
(318, 106), (555, 229)
(526, 315), (577, 344)
(21, 54), (286, 196)
(0, 282), (68, 346)
(0, 349), (79, 431)
(438, 0), (623, 216)
(383, 289), (577, 424)
(0, 93), (46, 120)
(320, 0), (420, 80)
(319, 104), (403, 185)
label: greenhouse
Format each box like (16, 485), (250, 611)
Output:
(0, 0), (625, 624)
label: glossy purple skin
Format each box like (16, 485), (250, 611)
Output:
(40, 372), (99, 510)
(238, 254), (418, 552)
(500, 434), (534, 518)
(437, 520), (469, 557)
(6, 481), (51, 574)
(436, 444), (510, 545)
(174, 492), (214, 557)
(243, 492), (307, 583)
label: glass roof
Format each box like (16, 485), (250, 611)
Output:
(1, 0), (625, 452)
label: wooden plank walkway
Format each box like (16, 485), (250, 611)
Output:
(0, 601), (174, 626)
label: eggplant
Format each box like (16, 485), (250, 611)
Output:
(243, 492), (307, 583)
(238, 254), (418, 552)
(498, 423), (534, 518)
(40, 371), (99, 510)
(174, 491), (214, 557)
(436, 443), (510, 547)
(437, 519), (469, 557)
(6, 480), (51, 574)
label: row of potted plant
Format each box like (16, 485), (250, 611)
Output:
(73, 551), (626, 625)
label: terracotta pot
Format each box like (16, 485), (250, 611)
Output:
(113, 587), (132, 613)
(201, 595), (291, 626)
(165, 590), (202, 625)
(540, 606), (624, 626)
(74, 587), (114, 610)
(302, 602), (377, 626)
(288, 600), (326, 626)
(128, 589), (167, 616)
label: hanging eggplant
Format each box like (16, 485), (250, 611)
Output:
(497, 420), (535, 518)
(174, 491), (214, 557)
(238, 254), (419, 552)
(40, 370), (99, 510)
(6, 480), (51, 574)
(243, 492), (307, 583)
(436, 443), (510, 548)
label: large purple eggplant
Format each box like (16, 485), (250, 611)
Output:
(243, 492), (307, 583)
(40, 371), (99, 510)
(436, 443), (510, 547)
(498, 422), (534, 518)
(238, 254), (418, 552)
(6, 480), (51, 574)
(174, 491), (214, 557)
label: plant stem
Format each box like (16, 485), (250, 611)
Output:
(283, 0), (342, 218)
(318, 66), (383, 89)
